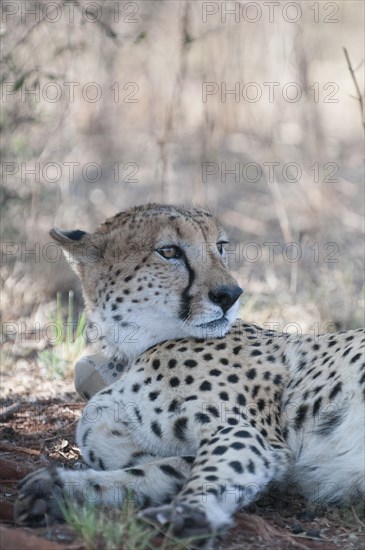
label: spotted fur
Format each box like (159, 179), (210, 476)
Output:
(15, 204), (365, 543)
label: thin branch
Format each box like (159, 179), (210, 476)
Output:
(72, 0), (120, 45)
(343, 47), (365, 131)
(158, 0), (191, 201)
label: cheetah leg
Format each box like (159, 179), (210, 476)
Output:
(14, 456), (194, 526)
(74, 353), (126, 400)
(139, 423), (291, 538)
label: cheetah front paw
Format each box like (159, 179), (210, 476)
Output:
(14, 467), (65, 526)
(138, 503), (218, 547)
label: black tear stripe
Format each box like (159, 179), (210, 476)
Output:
(179, 252), (196, 321)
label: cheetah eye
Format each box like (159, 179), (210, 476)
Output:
(157, 245), (182, 260)
(217, 241), (228, 255)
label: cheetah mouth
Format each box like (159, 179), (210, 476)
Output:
(195, 316), (228, 330)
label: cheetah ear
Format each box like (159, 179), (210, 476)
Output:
(51, 228), (88, 242)
(50, 227), (103, 265)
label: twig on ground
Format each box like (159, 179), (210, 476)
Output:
(351, 505), (365, 528)
(0, 443), (41, 456)
(0, 403), (21, 421)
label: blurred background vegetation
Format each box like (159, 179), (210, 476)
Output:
(1, 0), (364, 389)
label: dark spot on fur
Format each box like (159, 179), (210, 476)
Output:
(174, 417), (188, 440)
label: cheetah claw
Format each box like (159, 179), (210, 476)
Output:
(138, 503), (218, 547)
(14, 467), (65, 526)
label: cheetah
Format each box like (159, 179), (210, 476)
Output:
(15, 204), (365, 544)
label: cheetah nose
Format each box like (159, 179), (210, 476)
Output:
(208, 285), (243, 314)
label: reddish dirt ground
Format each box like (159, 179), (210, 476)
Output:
(0, 397), (364, 550)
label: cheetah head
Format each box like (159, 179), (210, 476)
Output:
(50, 204), (243, 361)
